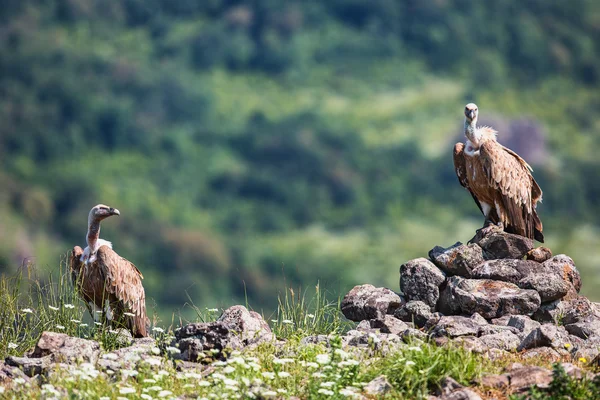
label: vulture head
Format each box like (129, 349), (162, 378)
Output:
(464, 103), (479, 123)
(89, 204), (120, 222)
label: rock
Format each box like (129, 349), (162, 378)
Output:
(394, 301), (433, 328)
(479, 373), (510, 389)
(446, 276), (540, 319)
(478, 324), (520, 337)
(176, 306), (274, 362)
(518, 324), (571, 351)
(484, 348), (509, 361)
(490, 315), (512, 326)
(453, 336), (488, 353)
(31, 332), (100, 365)
(364, 375), (392, 396)
(439, 389), (483, 400)
(574, 337), (600, 362)
(470, 230), (534, 260)
(470, 313), (488, 326)
(507, 365), (553, 391)
(521, 347), (563, 362)
(429, 243), (484, 278)
(98, 337), (160, 372)
(507, 315), (541, 339)
(0, 362), (30, 384)
(300, 335), (330, 346)
(541, 255), (581, 293)
(478, 331), (521, 352)
(565, 318), (600, 339)
(526, 247), (552, 263)
(519, 273), (571, 302)
(533, 296), (597, 325)
(430, 316), (480, 338)
(341, 284), (403, 321)
(364, 316), (411, 335)
(436, 376), (464, 396)
(437, 284), (462, 316)
(400, 258), (446, 308)
(401, 328), (429, 342)
(5, 355), (52, 377)
(356, 320), (375, 333)
(470, 259), (529, 284)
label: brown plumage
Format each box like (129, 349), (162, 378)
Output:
(454, 104), (544, 242)
(69, 204), (148, 337)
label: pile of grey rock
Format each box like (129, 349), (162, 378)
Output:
(341, 229), (600, 364)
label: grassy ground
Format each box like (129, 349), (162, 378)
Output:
(0, 264), (598, 399)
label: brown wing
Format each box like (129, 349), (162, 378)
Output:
(479, 141), (544, 241)
(96, 246), (148, 337)
(69, 246), (84, 285)
(453, 142), (484, 215)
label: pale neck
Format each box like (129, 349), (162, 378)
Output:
(464, 118), (480, 145)
(86, 216), (101, 252)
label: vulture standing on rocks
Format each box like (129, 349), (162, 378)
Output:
(69, 204), (148, 337)
(453, 103), (544, 242)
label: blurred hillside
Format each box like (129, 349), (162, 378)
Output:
(1, 0), (600, 321)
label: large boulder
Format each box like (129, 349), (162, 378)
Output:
(175, 305), (274, 362)
(400, 258), (446, 308)
(518, 324), (571, 351)
(533, 295), (597, 325)
(394, 300), (433, 328)
(430, 316), (480, 338)
(470, 259), (539, 285)
(341, 284), (403, 321)
(541, 255), (581, 293)
(428, 243), (485, 278)
(444, 276), (540, 319)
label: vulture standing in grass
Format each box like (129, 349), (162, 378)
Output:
(69, 204), (148, 337)
(453, 103), (544, 242)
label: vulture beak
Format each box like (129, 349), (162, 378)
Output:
(467, 110), (475, 120)
(110, 208), (120, 216)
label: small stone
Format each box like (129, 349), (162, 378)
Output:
(565, 319), (600, 339)
(541, 255), (581, 293)
(436, 376), (464, 396)
(453, 336), (488, 353)
(470, 313), (488, 326)
(394, 300), (433, 328)
(479, 374), (510, 389)
(470, 230), (534, 260)
(438, 284), (462, 316)
(439, 389), (483, 400)
(429, 243), (485, 278)
(470, 259), (527, 284)
(400, 258), (446, 308)
(507, 315), (541, 339)
(0, 362), (30, 384)
(518, 324), (571, 351)
(364, 375), (392, 396)
(367, 315), (411, 335)
(478, 324), (520, 337)
(526, 247), (552, 263)
(341, 284), (403, 322)
(31, 332), (101, 364)
(507, 365), (553, 391)
(519, 273), (571, 302)
(533, 296), (597, 325)
(430, 316), (480, 338)
(478, 331), (521, 352)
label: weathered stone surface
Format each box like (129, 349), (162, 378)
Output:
(490, 315), (512, 326)
(430, 316), (480, 338)
(480, 365), (553, 391)
(526, 247), (552, 263)
(518, 324), (571, 351)
(507, 315), (541, 339)
(98, 337), (160, 372)
(31, 332), (100, 365)
(541, 255), (581, 293)
(470, 313), (488, 326)
(401, 328), (429, 342)
(453, 336), (488, 353)
(478, 324), (520, 337)
(428, 243), (484, 278)
(470, 230), (534, 260)
(574, 337), (600, 362)
(400, 258), (445, 308)
(0, 362), (30, 384)
(300, 335), (330, 347)
(364, 315), (411, 335)
(341, 284), (403, 321)
(479, 373), (510, 389)
(364, 375), (392, 396)
(437, 284), (462, 316)
(439, 389), (483, 400)
(394, 300), (433, 328)
(446, 276), (540, 319)
(565, 318), (600, 339)
(478, 331), (521, 352)
(176, 306), (274, 362)
(5, 355), (52, 377)
(521, 347), (563, 362)
(471, 259), (529, 284)
(519, 273), (571, 302)
(533, 296), (597, 324)
(436, 376), (464, 396)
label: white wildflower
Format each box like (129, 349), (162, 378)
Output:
(198, 381), (211, 387)
(158, 370), (170, 376)
(312, 372), (326, 378)
(241, 377), (250, 386)
(119, 387), (136, 394)
(166, 346), (180, 355)
(141, 395), (153, 400)
(184, 372), (202, 379)
(323, 365), (333, 370)
(408, 346), (422, 352)
(335, 349), (349, 359)
(210, 349), (220, 354)
(261, 391), (277, 397)
(261, 372), (275, 379)
(123, 312), (135, 317)
(277, 389), (287, 394)
(320, 381), (335, 388)
(282, 319), (293, 324)
(305, 361), (319, 368)
(212, 373), (226, 381)
(271, 320), (278, 323)
(143, 379), (157, 384)
(368, 333), (381, 344)
(223, 378), (238, 387)
(157, 390), (173, 398)
(55, 325), (65, 330)
(222, 366), (235, 374)
(48, 305), (59, 311)
(338, 359), (360, 367)
(316, 354), (331, 364)
(277, 371), (291, 378)
(121, 369), (139, 378)
(94, 322), (102, 326)
(318, 389), (334, 396)
(109, 329), (119, 334)
(144, 386), (163, 392)
(213, 361), (227, 366)
(207, 308), (219, 312)
(95, 310), (103, 314)
(21, 308), (33, 314)
(406, 360), (416, 367)
(306, 313), (315, 318)
(151, 347), (161, 355)
(70, 319), (81, 323)
(272, 357), (294, 364)
(102, 353), (118, 360)
(79, 323), (88, 327)
(339, 388), (360, 397)
(229, 356), (246, 365)
(99, 397), (110, 400)
(64, 304), (75, 309)
(152, 327), (165, 333)
(106, 370), (115, 375)
(8, 343), (18, 349)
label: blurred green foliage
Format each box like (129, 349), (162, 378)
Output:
(1, 0), (600, 321)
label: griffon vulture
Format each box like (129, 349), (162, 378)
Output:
(69, 204), (148, 337)
(453, 103), (544, 242)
